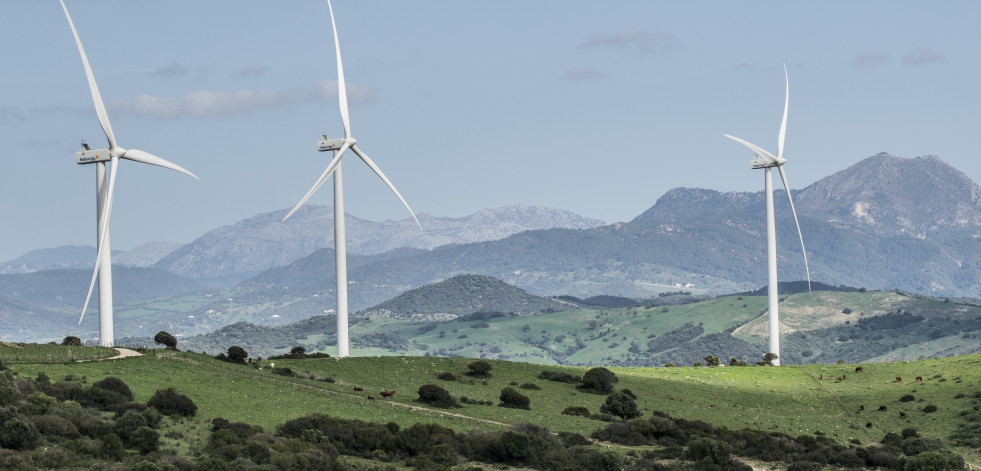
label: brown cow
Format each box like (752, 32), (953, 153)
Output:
(899, 411), (906, 418)
(859, 405), (865, 411)
(353, 386), (364, 392)
(381, 390), (396, 398)
(865, 422), (873, 428)
(878, 405), (888, 412)
(367, 395), (375, 400)
(855, 366), (863, 372)
(895, 376), (902, 382)
(915, 376), (923, 382)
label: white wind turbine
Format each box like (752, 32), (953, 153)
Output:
(61, 0), (199, 347)
(283, 0), (421, 358)
(723, 65), (810, 366)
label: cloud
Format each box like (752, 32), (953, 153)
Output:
(903, 48), (946, 67)
(107, 81), (377, 119)
(233, 66), (270, 78)
(146, 63), (189, 78)
(853, 50), (889, 69)
(560, 67), (610, 82)
(578, 28), (678, 55)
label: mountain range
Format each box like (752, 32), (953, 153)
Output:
(1, 153), (980, 343)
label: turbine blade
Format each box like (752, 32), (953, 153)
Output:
(351, 144), (422, 230)
(777, 166), (811, 293)
(326, 0), (351, 139)
(121, 149), (199, 180)
(282, 142), (350, 221)
(59, 0), (117, 150)
(778, 64), (789, 160)
(723, 134), (779, 164)
(80, 157), (119, 323)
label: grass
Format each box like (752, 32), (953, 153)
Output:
(4, 346), (980, 466)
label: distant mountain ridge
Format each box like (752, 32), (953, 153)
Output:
(153, 205), (605, 285)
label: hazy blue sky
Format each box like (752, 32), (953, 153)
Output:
(1, 1), (978, 262)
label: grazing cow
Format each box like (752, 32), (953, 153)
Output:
(895, 376), (902, 382)
(855, 366), (863, 373)
(367, 395), (375, 400)
(915, 376), (923, 382)
(878, 405), (888, 412)
(381, 390), (396, 398)
(819, 374), (824, 380)
(859, 405), (865, 411)
(353, 386), (364, 392)
(865, 422), (873, 428)
(899, 411), (906, 418)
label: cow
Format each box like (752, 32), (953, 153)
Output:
(353, 386), (364, 392)
(899, 411), (907, 418)
(367, 395), (375, 400)
(915, 376), (923, 382)
(878, 405), (888, 412)
(819, 374), (824, 380)
(855, 366), (864, 372)
(381, 390), (396, 398)
(859, 405), (865, 411)
(895, 376), (902, 382)
(865, 422), (873, 428)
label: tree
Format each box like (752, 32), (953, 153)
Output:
(467, 360), (493, 378)
(417, 384), (458, 408)
(580, 367), (618, 394)
(289, 346), (307, 358)
(226, 346), (248, 364)
(62, 336), (83, 347)
(154, 331), (178, 350)
(758, 353), (778, 366)
(147, 387), (197, 417)
(600, 391), (641, 419)
(498, 387), (530, 409)
(704, 355), (721, 367)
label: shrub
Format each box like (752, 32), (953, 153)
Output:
(903, 451), (965, 471)
(153, 331), (178, 350)
(580, 367), (618, 394)
(1, 418), (40, 450)
(562, 406), (590, 417)
(704, 355), (721, 367)
(147, 387), (197, 417)
(417, 384), (459, 408)
(92, 377), (134, 401)
(519, 383), (541, 390)
(684, 437), (731, 465)
(62, 336), (83, 347)
(498, 387), (530, 410)
(600, 391), (641, 420)
(922, 404), (938, 413)
(899, 394), (916, 402)
(273, 367), (295, 377)
(436, 372), (457, 381)
(467, 360), (492, 378)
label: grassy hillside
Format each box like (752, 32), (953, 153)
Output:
(179, 289), (981, 366)
(2, 345), (979, 469)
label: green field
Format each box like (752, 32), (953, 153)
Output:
(4, 345), (979, 467)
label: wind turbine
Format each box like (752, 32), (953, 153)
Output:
(723, 65), (811, 366)
(282, 0), (421, 358)
(61, 0), (199, 347)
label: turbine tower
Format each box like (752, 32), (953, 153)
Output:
(61, 0), (199, 347)
(283, 0), (421, 358)
(723, 65), (810, 366)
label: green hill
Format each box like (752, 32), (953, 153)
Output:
(2, 344), (979, 469)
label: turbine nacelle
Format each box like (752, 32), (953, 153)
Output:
(751, 154), (783, 169)
(316, 135), (350, 152)
(75, 146), (110, 164)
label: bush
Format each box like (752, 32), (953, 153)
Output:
(467, 360), (492, 378)
(600, 392), (641, 419)
(153, 331), (178, 350)
(580, 367), (618, 394)
(498, 387), (530, 410)
(62, 336), (83, 347)
(417, 384), (459, 408)
(436, 372), (457, 381)
(147, 387), (197, 417)
(899, 394), (916, 402)
(922, 404), (938, 413)
(903, 451), (965, 471)
(1, 418), (40, 450)
(519, 383), (541, 390)
(562, 406), (590, 417)
(92, 377), (134, 401)
(684, 437), (731, 465)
